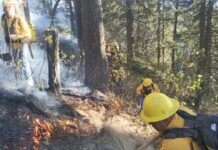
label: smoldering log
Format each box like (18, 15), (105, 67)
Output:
(0, 87), (76, 118)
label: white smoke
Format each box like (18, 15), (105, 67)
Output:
(0, 0), (90, 96)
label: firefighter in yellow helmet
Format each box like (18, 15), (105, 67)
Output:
(1, 0), (34, 85)
(136, 78), (160, 108)
(140, 93), (201, 150)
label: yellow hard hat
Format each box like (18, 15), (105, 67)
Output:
(140, 93), (180, 123)
(143, 78), (153, 87)
(3, 0), (17, 7)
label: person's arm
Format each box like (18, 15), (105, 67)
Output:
(136, 84), (144, 96)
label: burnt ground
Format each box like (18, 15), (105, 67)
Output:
(0, 99), (34, 149)
(0, 90), (156, 150)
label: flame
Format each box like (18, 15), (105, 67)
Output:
(57, 119), (79, 134)
(32, 119), (53, 150)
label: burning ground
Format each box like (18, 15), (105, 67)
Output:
(0, 86), (157, 150)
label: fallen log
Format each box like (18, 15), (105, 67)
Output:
(0, 87), (77, 118)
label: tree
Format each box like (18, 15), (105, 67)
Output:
(50, 0), (61, 27)
(67, 0), (77, 35)
(172, 0), (179, 73)
(195, 0), (207, 109)
(126, 0), (134, 62)
(157, 0), (161, 68)
(81, 0), (108, 91)
(204, 0), (215, 92)
(73, 0), (83, 49)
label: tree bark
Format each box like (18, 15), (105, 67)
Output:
(45, 29), (61, 95)
(204, 0), (214, 94)
(81, 0), (108, 91)
(172, 0), (179, 73)
(126, 0), (134, 62)
(195, 0), (206, 110)
(74, 0), (83, 49)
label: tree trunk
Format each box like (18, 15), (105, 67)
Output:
(195, 0), (206, 110)
(74, 0), (83, 49)
(157, 0), (161, 68)
(42, 0), (46, 8)
(23, 0), (30, 23)
(204, 0), (214, 94)
(45, 29), (61, 95)
(81, 0), (108, 91)
(50, 0), (61, 27)
(162, 0), (165, 69)
(126, 0), (134, 62)
(172, 0), (178, 73)
(68, 0), (77, 35)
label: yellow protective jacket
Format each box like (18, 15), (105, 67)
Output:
(160, 114), (201, 150)
(136, 83), (160, 96)
(1, 14), (31, 49)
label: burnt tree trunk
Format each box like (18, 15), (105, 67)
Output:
(74, 0), (83, 49)
(81, 0), (107, 91)
(172, 0), (178, 73)
(45, 29), (61, 95)
(126, 0), (133, 62)
(23, 0), (30, 23)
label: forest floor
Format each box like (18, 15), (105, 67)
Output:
(0, 87), (157, 150)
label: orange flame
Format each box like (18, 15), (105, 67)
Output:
(32, 119), (53, 150)
(57, 119), (79, 134)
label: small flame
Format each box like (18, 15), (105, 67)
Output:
(57, 119), (79, 134)
(32, 119), (53, 150)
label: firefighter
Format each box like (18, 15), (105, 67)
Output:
(140, 93), (201, 150)
(136, 78), (160, 108)
(1, 0), (34, 85)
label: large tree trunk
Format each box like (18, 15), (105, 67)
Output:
(74, 0), (83, 49)
(126, 0), (134, 62)
(81, 0), (108, 91)
(45, 29), (61, 95)
(195, 0), (206, 110)
(172, 0), (178, 73)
